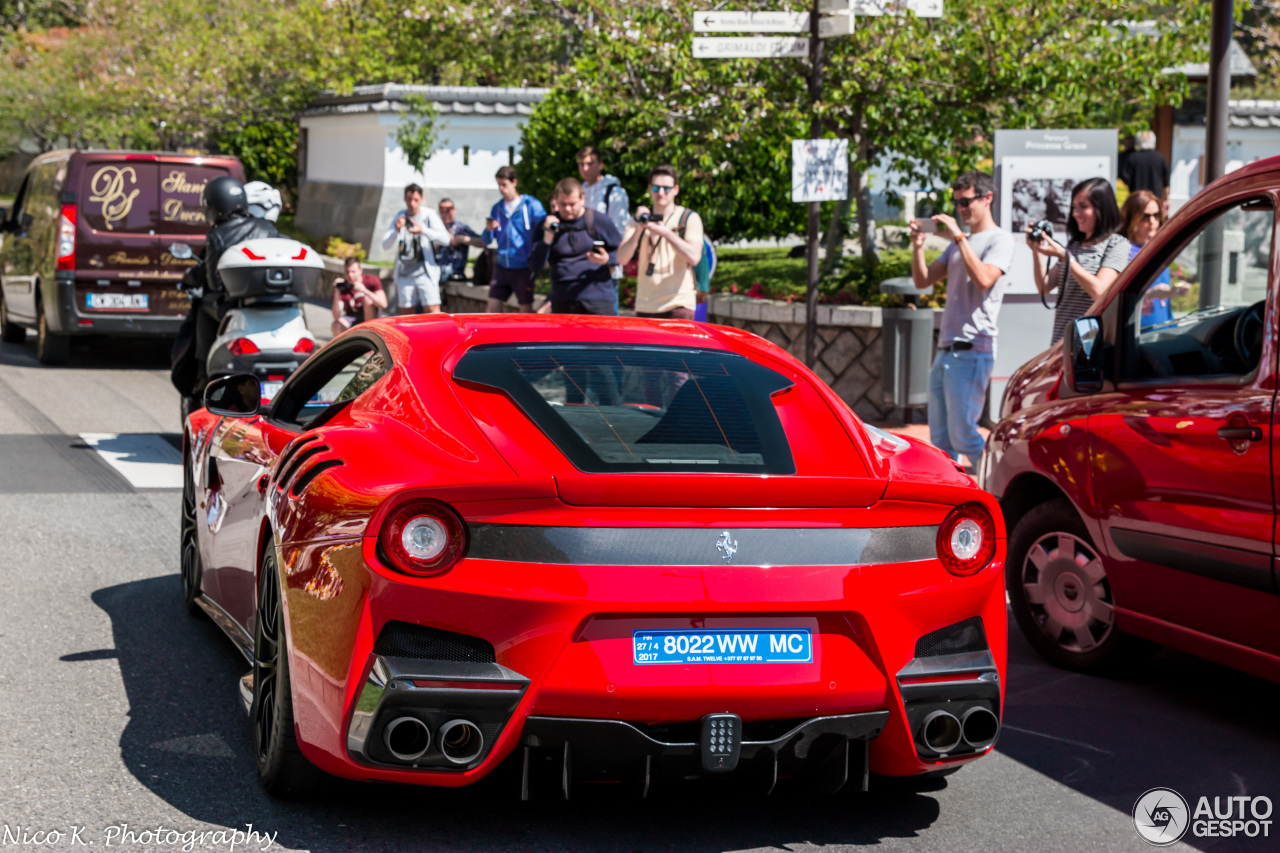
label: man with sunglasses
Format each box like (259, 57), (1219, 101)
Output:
(617, 164), (703, 319)
(909, 170), (1013, 471)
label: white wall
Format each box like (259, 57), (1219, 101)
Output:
(299, 113), (386, 186)
(380, 113), (527, 191)
(1170, 125), (1280, 209)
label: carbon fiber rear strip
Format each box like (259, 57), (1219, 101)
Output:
(466, 524), (938, 566)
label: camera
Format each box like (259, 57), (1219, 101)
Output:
(547, 219), (562, 233)
(636, 211), (663, 224)
(1027, 219), (1054, 244)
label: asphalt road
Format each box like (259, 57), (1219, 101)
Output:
(1, 329), (1277, 853)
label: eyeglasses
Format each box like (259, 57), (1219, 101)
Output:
(650, 185), (676, 194)
(955, 195), (987, 209)
(1140, 212), (1160, 221)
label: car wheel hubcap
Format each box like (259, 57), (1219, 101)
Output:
(1022, 532), (1113, 653)
(254, 561), (280, 763)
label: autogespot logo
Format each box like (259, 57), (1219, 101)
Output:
(1133, 788), (1190, 846)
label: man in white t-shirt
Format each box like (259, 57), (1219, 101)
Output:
(380, 183), (450, 314)
(909, 170), (1014, 471)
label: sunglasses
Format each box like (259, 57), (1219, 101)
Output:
(1140, 212), (1160, 221)
(650, 185), (676, 194)
(954, 194), (989, 209)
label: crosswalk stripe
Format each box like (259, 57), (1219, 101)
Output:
(79, 433), (183, 489)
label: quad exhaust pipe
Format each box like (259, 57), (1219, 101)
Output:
(384, 716), (432, 762)
(960, 706), (1000, 749)
(918, 711), (962, 754)
(916, 706), (1000, 755)
(438, 719), (484, 765)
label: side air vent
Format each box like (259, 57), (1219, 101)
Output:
(290, 459), (343, 497)
(373, 621), (497, 663)
(273, 434), (321, 482)
(914, 617), (988, 659)
(276, 444), (329, 491)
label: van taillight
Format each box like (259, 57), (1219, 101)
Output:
(56, 204), (76, 271)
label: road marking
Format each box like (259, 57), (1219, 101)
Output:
(79, 433), (182, 489)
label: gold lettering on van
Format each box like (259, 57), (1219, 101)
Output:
(161, 170), (208, 196)
(107, 251), (150, 265)
(160, 251), (198, 266)
(88, 166), (140, 231)
(162, 198), (207, 225)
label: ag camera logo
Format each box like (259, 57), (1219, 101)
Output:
(1133, 788), (1189, 846)
(1133, 788), (1275, 844)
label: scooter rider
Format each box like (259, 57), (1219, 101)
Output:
(171, 176), (279, 399)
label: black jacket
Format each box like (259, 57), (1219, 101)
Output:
(204, 214), (280, 297)
(528, 210), (620, 303)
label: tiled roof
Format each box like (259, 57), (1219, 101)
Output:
(304, 84), (550, 117)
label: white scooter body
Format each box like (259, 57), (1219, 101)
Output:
(209, 238), (324, 401)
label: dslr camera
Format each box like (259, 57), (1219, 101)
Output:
(636, 211), (663, 224)
(547, 218), (562, 233)
(1027, 219), (1054, 244)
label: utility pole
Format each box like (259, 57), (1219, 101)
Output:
(804, 0), (826, 368)
(1201, 0), (1233, 310)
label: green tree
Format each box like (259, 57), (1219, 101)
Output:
(395, 94), (444, 173)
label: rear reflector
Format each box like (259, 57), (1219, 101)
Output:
(78, 319), (93, 327)
(241, 247), (265, 261)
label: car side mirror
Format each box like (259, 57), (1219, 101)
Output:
(204, 374), (262, 417)
(1064, 317), (1104, 394)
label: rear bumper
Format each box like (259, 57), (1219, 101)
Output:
(279, 536), (1009, 790)
(52, 277), (183, 337)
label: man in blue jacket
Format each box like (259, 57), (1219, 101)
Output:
(483, 166), (546, 312)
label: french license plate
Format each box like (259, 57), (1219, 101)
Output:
(633, 629), (812, 665)
(86, 292), (148, 310)
(260, 381), (283, 402)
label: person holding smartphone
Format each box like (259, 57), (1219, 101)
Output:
(529, 177), (622, 315)
(909, 170), (1014, 472)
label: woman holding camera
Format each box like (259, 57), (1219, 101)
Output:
(1028, 177), (1131, 344)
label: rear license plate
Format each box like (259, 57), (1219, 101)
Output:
(86, 293), (148, 310)
(633, 629), (812, 665)
(260, 381), (283, 401)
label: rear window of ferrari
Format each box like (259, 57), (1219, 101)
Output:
(454, 344), (796, 474)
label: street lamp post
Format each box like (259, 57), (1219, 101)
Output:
(1201, 0), (1233, 310)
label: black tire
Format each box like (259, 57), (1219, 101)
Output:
(36, 301), (69, 365)
(1007, 498), (1154, 673)
(252, 547), (323, 797)
(0, 290), (24, 343)
(179, 461), (203, 615)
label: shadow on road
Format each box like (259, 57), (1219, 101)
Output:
(998, 623), (1280, 852)
(86, 576), (943, 852)
(1, 335), (172, 370)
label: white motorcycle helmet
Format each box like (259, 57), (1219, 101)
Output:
(244, 181), (282, 222)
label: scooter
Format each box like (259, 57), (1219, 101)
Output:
(209, 237), (324, 403)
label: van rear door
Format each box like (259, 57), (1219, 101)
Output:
(153, 160), (238, 316)
(77, 159), (162, 316)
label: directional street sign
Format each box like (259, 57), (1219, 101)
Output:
(693, 11), (809, 33)
(819, 0), (850, 11)
(819, 13), (853, 38)
(692, 37), (810, 59)
(850, 0), (943, 17)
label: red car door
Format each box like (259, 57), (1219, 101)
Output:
(1088, 194), (1280, 655)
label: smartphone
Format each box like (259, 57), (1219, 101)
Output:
(911, 218), (941, 234)
(592, 240), (606, 250)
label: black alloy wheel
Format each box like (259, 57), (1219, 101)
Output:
(0, 290), (25, 343)
(179, 462), (202, 614)
(1007, 498), (1154, 673)
(252, 548), (322, 796)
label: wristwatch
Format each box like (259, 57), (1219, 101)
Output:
(954, 233), (967, 244)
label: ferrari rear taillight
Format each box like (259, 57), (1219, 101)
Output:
(228, 337), (260, 356)
(55, 204), (76, 271)
(379, 500), (468, 577)
(936, 503), (997, 576)
(293, 338), (315, 355)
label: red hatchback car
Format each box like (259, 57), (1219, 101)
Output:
(184, 314), (1007, 797)
(984, 157), (1280, 683)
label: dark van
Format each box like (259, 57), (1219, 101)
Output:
(0, 150), (245, 364)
